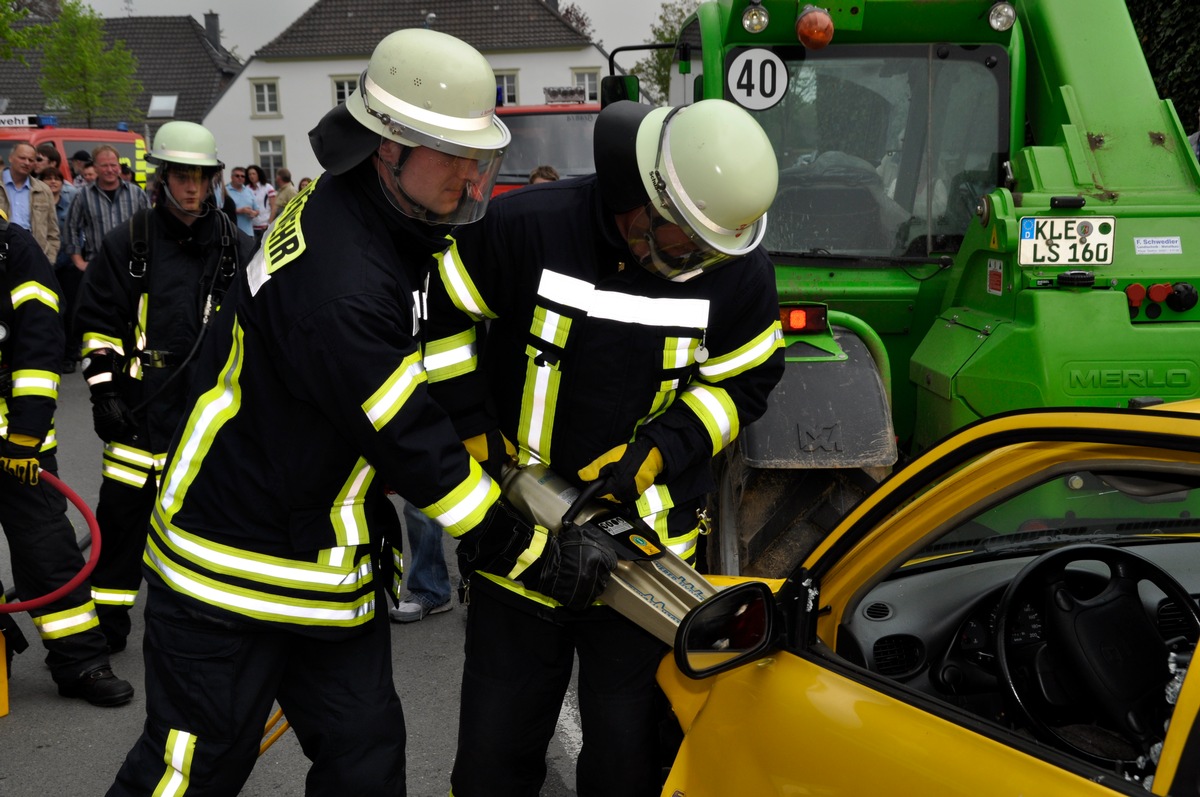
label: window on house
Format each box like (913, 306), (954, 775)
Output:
(333, 76), (359, 106)
(572, 70), (600, 102)
(495, 73), (517, 106)
(255, 137), (284, 182)
(252, 80), (280, 116)
(147, 94), (178, 119)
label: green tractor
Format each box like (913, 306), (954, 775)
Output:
(606, 0), (1200, 576)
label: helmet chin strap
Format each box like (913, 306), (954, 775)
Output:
(376, 149), (432, 222)
(158, 166), (214, 220)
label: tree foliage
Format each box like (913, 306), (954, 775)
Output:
(560, 2), (595, 43)
(0, 0), (47, 62)
(631, 0), (698, 105)
(37, 0), (141, 127)
(1125, 0), (1200, 132)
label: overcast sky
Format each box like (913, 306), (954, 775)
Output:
(81, 0), (661, 70)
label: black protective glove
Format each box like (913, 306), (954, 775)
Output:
(90, 391), (134, 443)
(521, 524), (618, 610)
(577, 438), (664, 505)
(0, 434), (41, 486)
(456, 501), (536, 580)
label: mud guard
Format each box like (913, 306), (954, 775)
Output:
(741, 329), (897, 469)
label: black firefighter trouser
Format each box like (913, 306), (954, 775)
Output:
(91, 473), (158, 649)
(450, 579), (670, 797)
(0, 454), (110, 683)
(107, 581), (407, 797)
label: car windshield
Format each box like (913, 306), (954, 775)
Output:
(745, 43), (1008, 259)
(910, 467), (1200, 565)
(496, 111), (597, 183)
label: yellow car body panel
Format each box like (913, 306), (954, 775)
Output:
(660, 650), (1123, 797)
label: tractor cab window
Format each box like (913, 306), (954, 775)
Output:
(740, 43), (1009, 259)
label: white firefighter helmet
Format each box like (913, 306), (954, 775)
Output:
(596, 99), (778, 281)
(148, 121), (222, 168)
(309, 28), (510, 224)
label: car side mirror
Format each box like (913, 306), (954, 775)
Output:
(675, 580), (776, 679)
(600, 75), (640, 107)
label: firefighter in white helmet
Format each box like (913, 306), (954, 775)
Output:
(74, 120), (255, 658)
(425, 98), (784, 796)
(108, 30), (613, 795)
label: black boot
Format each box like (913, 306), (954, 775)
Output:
(58, 665), (134, 707)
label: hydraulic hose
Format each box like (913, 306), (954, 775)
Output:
(0, 470), (101, 614)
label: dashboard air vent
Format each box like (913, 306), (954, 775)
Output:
(873, 634), (924, 678)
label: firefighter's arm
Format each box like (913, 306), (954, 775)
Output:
(623, 250), (784, 484)
(2, 225), (63, 445)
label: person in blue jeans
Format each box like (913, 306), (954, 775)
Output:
(390, 501), (454, 622)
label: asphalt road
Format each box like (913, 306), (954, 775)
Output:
(0, 370), (583, 796)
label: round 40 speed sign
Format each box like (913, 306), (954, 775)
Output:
(727, 48), (789, 111)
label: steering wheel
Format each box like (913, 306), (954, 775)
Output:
(995, 544), (1199, 765)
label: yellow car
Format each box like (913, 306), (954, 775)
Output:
(662, 404), (1200, 796)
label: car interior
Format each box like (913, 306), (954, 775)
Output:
(833, 463), (1200, 783)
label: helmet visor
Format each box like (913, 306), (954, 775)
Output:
(624, 201), (750, 282)
(383, 146), (505, 226)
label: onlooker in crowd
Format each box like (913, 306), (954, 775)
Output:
(0, 207), (135, 708)
(389, 502), (454, 623)
(38, 166), (74, 266)
(62, 145), (152, 372)
(74, 121), (256, 655)
(212, 167), (239, 226)
(119, 164), (135, 183)
(104, 28), (584, 795)
(35, 144), (75, 204)
(244, 163), (275, 244)
(529, 164), (559, 184)
(0, 140), (61, 263)
(70, 149), (92, 187)
(269, 167), (297, 221)
(224, 166), (258, 237)
(80, 163), (97, 185)
(298, 176), (312, 191)
(38, 165), (78, 366)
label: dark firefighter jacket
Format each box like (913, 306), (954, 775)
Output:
(75, 202), (255, 487)
(0, 217), (65, 452)
(425, 175), (784, 608)
(144, 162), (500, 638)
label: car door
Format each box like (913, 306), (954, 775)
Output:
(661, 405), (1200, 797)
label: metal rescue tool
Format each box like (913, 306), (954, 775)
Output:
(500, 463), (720, 645)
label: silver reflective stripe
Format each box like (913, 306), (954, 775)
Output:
(538, 270), (709, 328)
(700, 325), (782, 381)
(365, 75), (493, 132)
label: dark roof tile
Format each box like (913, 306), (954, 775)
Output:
(256, 0), (589, 59)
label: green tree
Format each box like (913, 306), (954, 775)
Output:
(631, 0), (698, 105)
(38, 0), (141, 127)
(1125, 0), (1200, 136)
(0, 0), (47, 62)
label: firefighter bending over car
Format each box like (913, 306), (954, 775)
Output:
(0, 207), (134, 707)
(425, 99), (784, 796)
(73, 121), (255, 655)
(105, 29), (613, 796)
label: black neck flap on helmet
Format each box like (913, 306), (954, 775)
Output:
(593, 101), (655, 213)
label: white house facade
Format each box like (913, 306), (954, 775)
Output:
(205, 46), (608, 183)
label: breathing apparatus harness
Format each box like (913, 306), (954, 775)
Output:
(123, 191), (241, 416)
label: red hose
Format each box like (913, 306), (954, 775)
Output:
(0, 470), (101, 614)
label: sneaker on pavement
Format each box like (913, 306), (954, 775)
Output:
(389, 597), (452, 624)
(58, 665), (135, 707)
